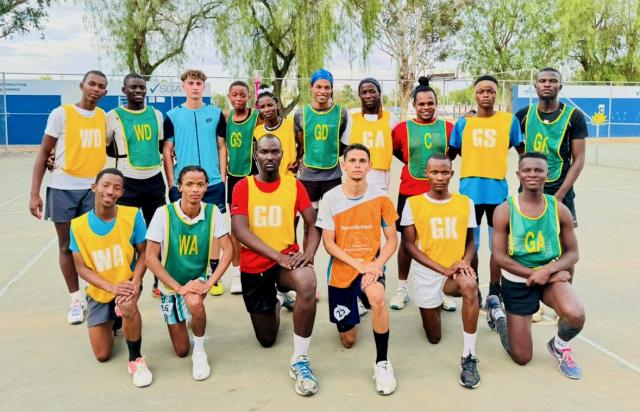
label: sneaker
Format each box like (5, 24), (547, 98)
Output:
(390, 287), (409, 310)
(278, 291), (296, 312)
(67, 300), (85, 325)
(209, 282), (224, 296)
(230, 269), (242, 294)
(128, 357), (153, 387)
(547, 339), (582, 379)
(112, 315), (123, 336)
(477, 289), (483, 309)
(486, 295), (509, 352)
(459, 354), (480, 389)
(192, 351), (211, 381)
(532, 306), (544, 322)
(442, 295), (457, 312)
(289, 355), (318, 396)
(357, 297), (369, 316)
(372, 360), (397, 395)
(151, 287), (161, 299)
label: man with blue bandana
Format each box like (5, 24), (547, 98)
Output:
(294, 68), (352, 250)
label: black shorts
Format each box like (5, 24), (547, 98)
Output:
(329, 274), (385, 332)
(544, 186), (577, 227)
(240, 265), (291, 313)
(501, 276), (544, 316)
(118, 173), (166, 224)
(474, 203), (499, 227)
(396, 193), (409, 232)
(169, 181), (226, 213)
(300, 178), (342, 203)
(227, 174), (245, 204)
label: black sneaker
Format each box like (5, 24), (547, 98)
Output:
(486, 295), (509, 352)
(459, 354), (480, 389)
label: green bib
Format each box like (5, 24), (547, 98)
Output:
(524, 104), (574, 182)
(508, 194), (562, 268)
(226, 109), (259, 176)
(302, 104), (342, 169)
(163, 202), (214, 286)
(114, 106), (161, 169)
(406, 119), (447, 179)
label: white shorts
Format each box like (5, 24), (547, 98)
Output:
(408, 261), (447, 309)
(366, 170), (391, 192)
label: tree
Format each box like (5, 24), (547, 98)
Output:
(213, 0), (379, 116)
(373, 0), (464, 120)
(1, 0), (51, 39)
(82, 0), (222, 77)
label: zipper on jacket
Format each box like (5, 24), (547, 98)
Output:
(194, 111), (201, 166)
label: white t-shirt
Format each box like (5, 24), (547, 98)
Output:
(45, 105), (104, 190)
(106, 107), (164, 180)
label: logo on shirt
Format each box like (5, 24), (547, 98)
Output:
(206, 117), (213, 123)
(333, 304), (351, 321)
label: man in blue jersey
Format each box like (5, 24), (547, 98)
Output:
(163, 69), (228, 295)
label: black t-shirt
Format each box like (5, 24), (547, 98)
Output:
(515, 102), (587, 192)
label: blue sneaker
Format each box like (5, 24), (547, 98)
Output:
(547, 339), (582, 380)
(486, 295), (509, 352)
(289, 355), (318, 396)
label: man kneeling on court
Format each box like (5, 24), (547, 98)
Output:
(489, 152), (585, 379)
(231, 135), (321, 396)
(70, 168), (152, 388)
(145, 165), (232, 381)
(400, 153), (481, 389)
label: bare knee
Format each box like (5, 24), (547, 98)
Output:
(118, 300), (139, 319)
(294, 270), (317, 300)
(186, 297), (205, 317)
(340, 333), (356, 348)
(174, 343), (190, 358)
(425, 329), (441, 344)
(560, 304), (585, 327)
(366, 288), (386, 310)
(257, 334), (276, 348)
(459, 277), (478, 300)
(94, 350), (112, 363)
(510, 350), (532, 365)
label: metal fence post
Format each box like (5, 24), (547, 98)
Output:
(2, 72), (8, 152)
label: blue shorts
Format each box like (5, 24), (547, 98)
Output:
(328, 274), (385, 332)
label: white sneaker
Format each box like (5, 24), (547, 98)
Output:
(390, 287), (409, 310)
(230, 268), (242, 294)
(357, 297), (369, 316)
(192, 351), (211, 381)
(532, 306), (544, 323)
(128, 357), (153, 388)
(373, 360), (397, 395)
(67, 300), (85, 325)
(442, 295), (457, 312)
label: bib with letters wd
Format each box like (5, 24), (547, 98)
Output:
(114, 106), (161, 169)
(62, 104), (107, 178)
(71, 206), (138, 303)
(508, 194), (561, 268)
(349, 111), (393, 171)
(461, 112), (512, 179)
(408, 193), (471, 268)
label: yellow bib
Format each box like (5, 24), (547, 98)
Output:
(349, 111), (393, 170)
(62, 104), (107, 178)
(460, 112), (512, 179)
(408, 193), (471, 268)
(70, 206), (138, 303)
(247, 175), (297, 253)
(254, 116), (297, 177)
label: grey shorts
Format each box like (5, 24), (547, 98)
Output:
(86, 295), (117, 327)
(45, 187), (94, 223)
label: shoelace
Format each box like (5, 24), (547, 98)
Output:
(560, 348), (576, 367)
(294, 359), (314, 380)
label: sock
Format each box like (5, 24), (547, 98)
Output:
(462, 332), (477, 357)
(397, 280), (408, 290)
(126, 339), (142, 362)
(553, 334), (570, 351)
(374, 330), (389, 363)
(69, 290), (83, 303)
(209, 259), (220, 280)
(153, 276), (159, 288)
(489, 282), (501, 296)
(291, 334), (311, 364)
(193, 335), (205, 354)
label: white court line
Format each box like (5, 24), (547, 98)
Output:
(0, 236), (57, 300)
(583, 199), (640, 215)
(0, 191), (28, 208)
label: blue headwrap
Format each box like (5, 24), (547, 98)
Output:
(310, 68), (334, 86)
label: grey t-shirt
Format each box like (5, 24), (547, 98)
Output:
(294, 105), (351, 181)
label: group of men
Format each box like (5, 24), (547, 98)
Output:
(28, 66), (587, 394)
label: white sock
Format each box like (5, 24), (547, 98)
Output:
(462, 331), (477, 357)
(193, 335), (205, 354)
(553, 334), (569, 351)
(398, 280), (408, 290)
(69, 290), (83, 303)
(291, 334), (311, 364)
